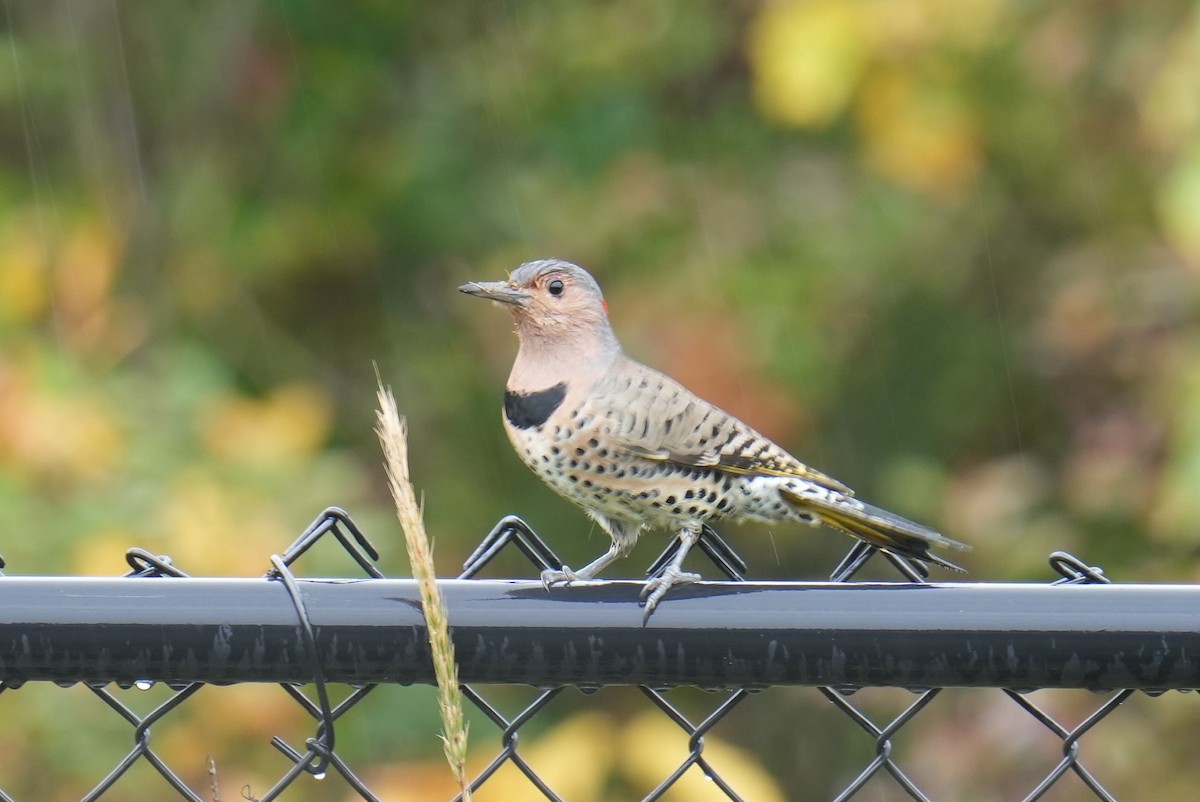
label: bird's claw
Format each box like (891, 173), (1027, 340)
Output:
(540, 565), (580, 589)
(640, 566), (701, 621)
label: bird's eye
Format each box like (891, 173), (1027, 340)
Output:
(547, 279), (565, 297)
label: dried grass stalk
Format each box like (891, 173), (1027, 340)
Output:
(376, 381), (470, 800)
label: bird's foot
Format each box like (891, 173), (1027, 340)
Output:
(640, 566), (701, 621)
(540, 565), (583, 589)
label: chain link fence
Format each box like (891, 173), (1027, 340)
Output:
(0, 507), (1196, 801)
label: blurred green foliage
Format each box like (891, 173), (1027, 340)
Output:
(2, 1), (1200, 799)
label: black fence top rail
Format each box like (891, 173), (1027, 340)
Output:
(1, 576), (1197, 691)
(0, 511), (1194, 802)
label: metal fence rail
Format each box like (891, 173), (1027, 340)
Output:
(2, 577), (1199, 690)
(0, 507), (1194, 801)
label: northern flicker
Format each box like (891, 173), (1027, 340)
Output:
(460, 259), (968, 615)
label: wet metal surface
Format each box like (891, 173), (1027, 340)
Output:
(0, 577), (1197, 690)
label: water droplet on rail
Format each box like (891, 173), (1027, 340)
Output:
(134, 680), (153, 691)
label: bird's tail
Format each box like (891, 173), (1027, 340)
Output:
(780, 487), (969, 572)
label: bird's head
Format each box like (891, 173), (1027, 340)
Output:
(459, 259), (616, 350)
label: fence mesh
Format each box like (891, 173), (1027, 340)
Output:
(0, 507), (1192, 801)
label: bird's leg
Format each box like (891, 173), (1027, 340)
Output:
(640, 526), (703, 618)
(540, 542), (622, 588)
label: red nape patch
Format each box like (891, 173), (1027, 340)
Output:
(602, 300), (609, 315)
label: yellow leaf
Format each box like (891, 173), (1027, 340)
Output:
(0, 373), (125, 482)
(339, 761), (464, 802)
(199, 383), (332, 466)
(1158, 144), (1200, 268)
(0, 217), (48, 327)
(71, 527), (140, 576)
(619, 708), (786, 802)
(1140, 9), (1200, 152)
(856, 66), (981, 197)
(469, 710), (618, 801)
(160, 471), (289, 574)
(749, 0), (870, 128)
(52, 220), (126, 355)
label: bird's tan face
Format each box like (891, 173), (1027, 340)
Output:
(460, 262), (610, 340)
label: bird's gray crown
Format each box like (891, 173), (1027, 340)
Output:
(511, 259), (606, 303)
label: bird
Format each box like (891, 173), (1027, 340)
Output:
(459, 259), (968, 616)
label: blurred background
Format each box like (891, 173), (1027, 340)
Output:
(1, 1), (1199, 800)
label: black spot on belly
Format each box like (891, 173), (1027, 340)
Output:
(504, 383), (567, 429)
